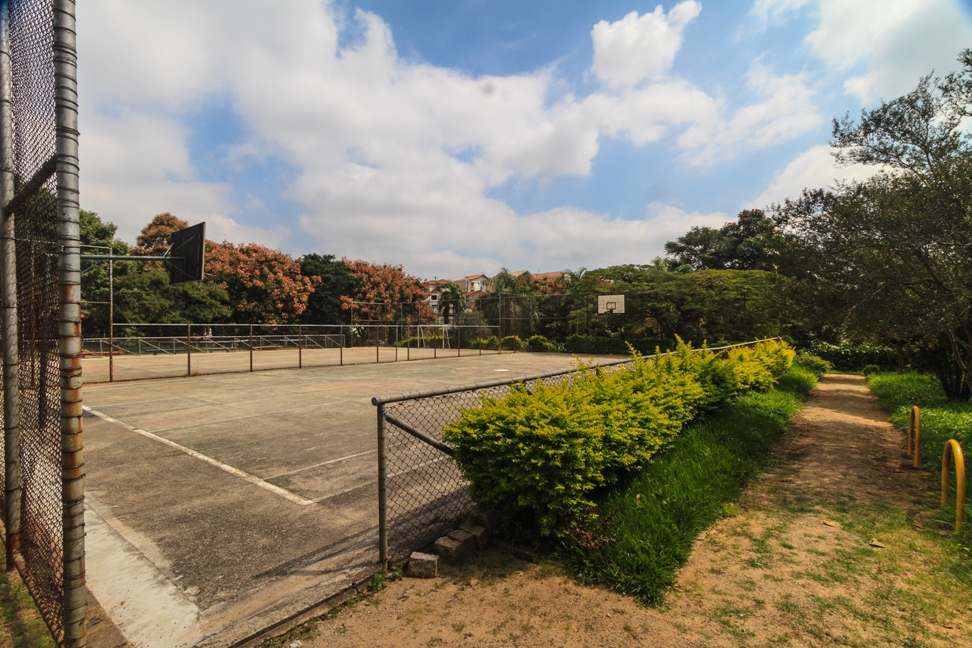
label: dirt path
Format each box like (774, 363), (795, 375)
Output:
(268, 375), (972, 647)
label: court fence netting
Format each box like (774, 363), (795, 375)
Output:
(371, 341), (762, 566)
(82, 322), (504, 383)
(0, 0), (85, 646)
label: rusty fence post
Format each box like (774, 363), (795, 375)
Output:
(377, 402), (388, 566)
(55, 0), (87, 641)
(942, 439), (966, 533)
(0, 0), (20, 572)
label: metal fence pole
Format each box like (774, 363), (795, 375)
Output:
(0, 2), (21, 571)
(108, 259), (113, 382)
(249, 324), (253, 371)
(186, 323), (191, 376)
(55, 1), (87, 641)
(377, 403), (388, 566)
(457, 327), (461, 358)
(298, 323), (302, 369)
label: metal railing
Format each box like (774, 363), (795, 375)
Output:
(81, 322), (502, 383)
(371, 341), (764, 565)
(942, 439), (966, 534)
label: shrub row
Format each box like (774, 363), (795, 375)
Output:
(442, 339), (795, 536)
(808, 341), (896, 372)
(564, 334), (672, 355)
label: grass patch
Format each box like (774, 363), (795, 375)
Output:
(562, 365), (811, 604)
(0, 553), (56, 648)
(867, 372), (972, 582)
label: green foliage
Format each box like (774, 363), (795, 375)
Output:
(776, 364), (820, 398)
(564, 383), (806, 604)
(809, 341), (897, 372)
(112, 270), (231, 327)
(862, 364), (880, 376)
(443, 339), (794, 537)
(565, 334), (629, 355)
(868, 372), (972, 550)
(795, 351), (832, 375)
(499, 335), (524, 351)
(527, 335), (554, 352)
(300, 253), (357, 324)
(664, 209), (785, 271)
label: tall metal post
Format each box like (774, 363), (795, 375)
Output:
(186, 323), (191, 376)
(107, 258), (112, 382)
(0, 0), (20, 571)
(377, 403), (387, 566)
(298, 323), (302, 369)
(249, 324), (253, 371)
(54, 1), (87, 643)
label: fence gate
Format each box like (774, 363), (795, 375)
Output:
(0, 0), (85, 646)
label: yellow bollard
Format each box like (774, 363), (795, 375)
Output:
(941, 439), (966, 534)
(908, 406), (921, 468)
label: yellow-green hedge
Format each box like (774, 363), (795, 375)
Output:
(442, 338), (794, 536)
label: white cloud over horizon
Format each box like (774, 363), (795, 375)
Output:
(74, 0), (963, 278)
(746, 144), (880, 208)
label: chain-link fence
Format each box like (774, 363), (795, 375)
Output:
(1, 0), (84, 645)
(81, 322), (503, 383)
(372, 341), (765, 564)
(373, 358), (632, 564)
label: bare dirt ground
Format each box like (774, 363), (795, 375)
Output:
(266, 375), (972, 648)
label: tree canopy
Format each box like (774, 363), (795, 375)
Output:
(665, 209), (783, 272)
(774, 48), (972, 398)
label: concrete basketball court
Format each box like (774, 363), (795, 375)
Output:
(83, 351), (614, 647)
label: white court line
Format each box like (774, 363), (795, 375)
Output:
(142, 400), (340, 434)
(84, 406), (314, 507)
(265, 448), (376, 480)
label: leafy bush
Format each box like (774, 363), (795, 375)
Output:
(809, 341), (897, 372)
(443, 339), (794, 537)
(564, 335), (671, 355)
(527, 334), (555, 352)
(566, 385), (804, 603)
(795, 351), (832, 375)
(468, 335), (499, 350)
(862, 364), (880, 376)
(499, 335), (524, 351)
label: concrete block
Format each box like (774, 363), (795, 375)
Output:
(459, 523), (489, 549)
(434, 529), (476, 561)
(406, 552), (438, 578)
(467, 507), (493, 531)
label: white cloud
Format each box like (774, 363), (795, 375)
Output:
(775, 0), (972, 104)
(749, 0), (812, 30)
(678, 62), (822, 165)
(746, 144), (880, 208)
(77, 0), (823, 277)
(590, 2), (701, 87)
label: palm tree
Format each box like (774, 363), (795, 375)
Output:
(438, 281), (465, 325)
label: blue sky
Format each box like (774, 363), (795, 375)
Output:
(76, 0), (972, 278)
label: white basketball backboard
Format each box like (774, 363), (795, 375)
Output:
(597, 294), (625, 314)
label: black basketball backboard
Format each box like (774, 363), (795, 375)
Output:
(168, 222), (206, 284)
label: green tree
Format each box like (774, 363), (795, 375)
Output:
(437, 281), (465, 325)
(776, 49), (972, 398)
(80, 210), (132, 337)
(665, 209), (784, 271)
(299, 253), (357, 324)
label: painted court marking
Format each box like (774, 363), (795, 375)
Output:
(265, 448), (377, 481)
(84, 406), (315, 506)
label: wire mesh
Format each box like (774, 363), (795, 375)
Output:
(7, 0), (63, 638)
(81, 323), (499, 383)
(380, 360), (631, 562)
